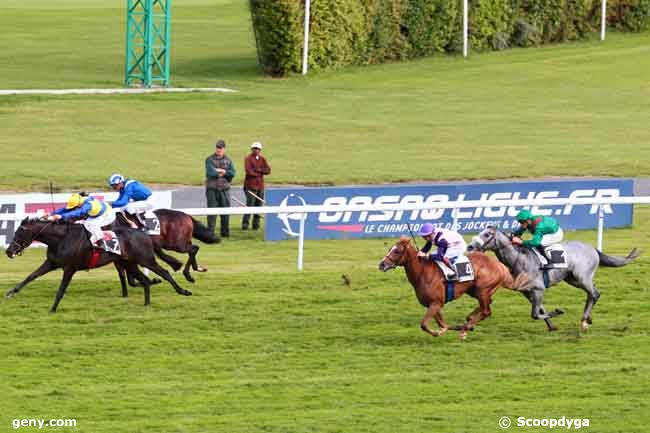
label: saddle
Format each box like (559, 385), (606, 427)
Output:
(532, 244), (568, 269)
(142, 211), (161, 235)
(434, 255), (475, 282)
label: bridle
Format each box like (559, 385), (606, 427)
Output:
(8, 221), (52, 255)
(382, 242), (410, 268)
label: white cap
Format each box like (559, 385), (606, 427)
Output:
(251, 142), (263, 150)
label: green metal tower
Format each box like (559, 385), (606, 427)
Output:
(125, 0), (172, 87)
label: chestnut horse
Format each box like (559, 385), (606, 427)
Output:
(378, 236), (529, 340)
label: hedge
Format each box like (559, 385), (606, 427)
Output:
(249, 0), (650, 75)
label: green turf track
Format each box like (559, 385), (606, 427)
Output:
(1, 209), (649, 433)
(1, 1), (650, 191)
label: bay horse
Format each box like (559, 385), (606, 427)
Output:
(114, 209), (220, 291)
(5, 218), (191, 312)
(378, 236), (529, 340)
(469, 226), (641, 331)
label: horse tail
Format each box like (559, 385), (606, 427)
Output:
(598, 248), (640, 267)
(191, 218), (221, 244)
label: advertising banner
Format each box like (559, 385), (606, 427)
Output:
(264, 179), (634, 241)
(0, 191), (172, 247)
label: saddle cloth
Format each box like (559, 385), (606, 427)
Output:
(532, 244), (568, 269)
(143, 211), (161, 235)
(99, 231), (122, 255)
(435, 255), (475, 282)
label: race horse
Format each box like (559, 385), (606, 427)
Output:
(5, 218), (192, 312)
(114, 209), (220, 293)
(469, 226), (640, 331)
(378, 236), (529, 340)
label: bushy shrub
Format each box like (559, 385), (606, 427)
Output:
(249, 0), (650, 75)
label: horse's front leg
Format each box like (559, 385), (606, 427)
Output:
(420, 302), (447, 337)
(114, 262), (129, 298)
(5, 259), (59, 299)
(49, 267), (76, 313)
(527, 288), (563, 331)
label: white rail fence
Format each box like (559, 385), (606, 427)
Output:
(7, 196), (649, 270)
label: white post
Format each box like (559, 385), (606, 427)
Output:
(601, 0), (607, 41)
(298, 212), (305, 271)
(302, 0), (311, 75)
(463, 0), (468, 57)
(597, 205), (605, 251)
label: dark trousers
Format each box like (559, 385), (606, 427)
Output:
(242, 188), (264, 230)
(206, 188), (230, 236)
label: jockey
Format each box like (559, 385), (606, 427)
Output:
(512, 209), (563, 268)
(46, 193), (115, 249)
(108, 173), (153, 229)
(417, 223), (467, 280)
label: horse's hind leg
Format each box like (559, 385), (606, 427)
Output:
(459, 294), (492, 341)
(189, 244), (207, 272)
(566, 275), (600, 330)
(143, 260), (192, 297)
(126, 264), (151, 306)
(182, 255), (195, 284)
(155, 247), (183, 272)
(50, 267), (76, 313)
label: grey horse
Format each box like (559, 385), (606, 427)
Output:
(468, 226), (640, 331)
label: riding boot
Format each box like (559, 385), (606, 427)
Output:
(538, 246), (553, 269)
(136, 212), (147, 231)
(443, 257), (458, 281)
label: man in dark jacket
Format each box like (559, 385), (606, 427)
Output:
(242, 141), (271, 230)
(205, 139), (236, 237)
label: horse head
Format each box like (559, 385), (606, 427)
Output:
(378, 235), (412, 272)
(5, 217), (48, 259)
(468, 225), (502, 252)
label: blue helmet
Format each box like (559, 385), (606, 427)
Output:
(108, 173), (125, 186)
(418, 223), (435, 237)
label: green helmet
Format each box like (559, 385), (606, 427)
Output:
(516, 209), (533, 222)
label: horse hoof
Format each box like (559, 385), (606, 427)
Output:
(555, 308), (565, 315)
(183, 290), (192, 296)
(459, 332), (467, 341)
(5, 291), (15, 299)
(197, 267), (207, 273)
(184, 274), (195, 284)
(151, 278), (162, 285)
(580, 320), (590, 331)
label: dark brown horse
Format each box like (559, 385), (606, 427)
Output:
(378, 236), (529, 340)
(114, 209), (220, 295)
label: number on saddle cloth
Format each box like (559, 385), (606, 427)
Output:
(143, 211), (160, 235)
(434, 255), (474, 282)
(99, 231), (122, 255)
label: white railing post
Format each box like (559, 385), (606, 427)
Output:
(298, 212), (305, 271)
(302, 0), (311, 75)
(597, 205), (605, 251)
(601, 0), (607, 41)
(463, 0), (468, 57)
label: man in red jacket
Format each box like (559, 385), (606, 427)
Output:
(243, 141), (271, 230)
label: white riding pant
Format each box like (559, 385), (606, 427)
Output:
(540, 228), (564, 247)
(83, 209), (116, 244)
(123, 198), (154, 215)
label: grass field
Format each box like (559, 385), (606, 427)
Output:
(2, 1), (650, 432)
(1, 210), (649, 433)
(1, 1), (650, 191)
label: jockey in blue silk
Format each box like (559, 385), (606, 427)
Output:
(45, 193), (115, 249)
(417, 223), (467, 280)
(108, 173), (153, 229)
